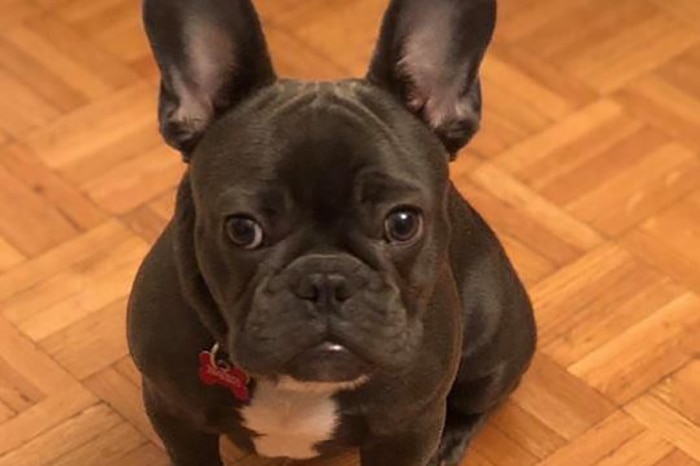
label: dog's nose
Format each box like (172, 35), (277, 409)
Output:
(294, 273), (355, 304)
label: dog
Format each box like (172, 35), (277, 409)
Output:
(127, 0), (537, 465)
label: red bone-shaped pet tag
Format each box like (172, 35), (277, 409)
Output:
(198, 347), (251, 402)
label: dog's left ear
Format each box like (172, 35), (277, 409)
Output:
(367, 0), (496, 158)
(144, 0), (275, 159)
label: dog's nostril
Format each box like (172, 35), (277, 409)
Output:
(328, 274), (352, 302)
(294, 273), (354, 303)
(295, 273), (322, 301)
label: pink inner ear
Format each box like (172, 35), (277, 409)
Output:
(169, 17), (238, 130)
(185, 17), (237, 100)
(397, 3), (476, 130)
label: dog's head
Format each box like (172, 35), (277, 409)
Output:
(144, 0), (495, 384)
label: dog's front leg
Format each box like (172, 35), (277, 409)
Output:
(360, 407), (445, 466)
(143, 381), (223, 466)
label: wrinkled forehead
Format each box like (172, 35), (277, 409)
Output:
(189, 80), (448, 205)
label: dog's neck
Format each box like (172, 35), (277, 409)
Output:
(172, 173), (229, 343)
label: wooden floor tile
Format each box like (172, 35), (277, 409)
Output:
(0, 68), (59, 138)
(0, 384), (97, 457)
(468, 52), (590, 157)
(0, 404), (125, 466)
(509, 353), (617, 440)
(496, 0), (591, 45)
(594, 430), (675, 466)
(653, 449), (700, 466)
(626, 395), (700, 461)
(616, 44), (700, 152)
(84, 364), (160, 447)
(266, 25), (349, 80)
(24, 83), (157, 173)
(514, 0), (699, 92)
(0, 221), (128, 302)
(2, 24), (115, 104)
(0, 0), (698, 464)
(0, 229), (148, 340)
(120, 186), (176, 243)
(0, 400), (13, 424)
(262, 0), (386, 76)
(651, 361), (700, 426)
(0, 237), (24, 274)
(533, 244), (686, 366)
(0, 156), (81, 256)
(0, 144), (106, 232)
(649, 0), (700, 29)
(489, 401), (567, 460)
(46, 421), (147, 466)
(39, 298), (129, 380)
(495, 102), (699, 236)
(464, 163), (603, 266)
(99, 443), (170, 466)
(24, 14), (140, 89)
(0, 0), (41, 30)
(470, 423), (539, 466)
(48, 0), (150, 68)
(534, 411), (646, 466)
(79, 145), (183, 215)
(121, 203), (171, 244)
(623, 191), (700, 294)
(0, 315), (78, 395)
(569, 292), (700, 403)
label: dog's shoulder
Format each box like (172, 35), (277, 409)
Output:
(446, 182), (536, 365)
(127, 224), (211, 375)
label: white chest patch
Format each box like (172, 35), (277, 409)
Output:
(240, 380), (339, 459)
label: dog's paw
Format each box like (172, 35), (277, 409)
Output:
(431, 412), (489, 466)
(426, 436), (468, 466)
(433, 432), (470, 466)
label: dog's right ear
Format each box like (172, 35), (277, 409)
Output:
(144, 0), (275, 160)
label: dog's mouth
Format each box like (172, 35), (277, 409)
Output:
(233, 283), (421, 382)
(283, 340), (373, 383)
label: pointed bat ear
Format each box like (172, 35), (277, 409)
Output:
(144, 0), (276, 160)
(367, 0), (496, 159)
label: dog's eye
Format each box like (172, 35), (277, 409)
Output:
(384, 208), (423, 243)
(225, 216), (264, 249)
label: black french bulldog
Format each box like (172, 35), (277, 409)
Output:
(127, 0), (536, 465)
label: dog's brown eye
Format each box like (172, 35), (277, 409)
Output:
(225, 216), (263, 249)
(385, 208), (423, 243)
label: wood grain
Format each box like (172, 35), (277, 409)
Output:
(0, 0), (698, 465)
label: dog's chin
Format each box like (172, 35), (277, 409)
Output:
(283, 341), (373, 384)
(274, 375), (370, 394)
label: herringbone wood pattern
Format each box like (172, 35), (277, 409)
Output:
(0, 0), (698, 465)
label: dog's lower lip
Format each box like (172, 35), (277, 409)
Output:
(285, 340), (371, 382)
(319, 342), (346, 352)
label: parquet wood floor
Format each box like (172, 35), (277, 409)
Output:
(0, 1), (698, 465)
